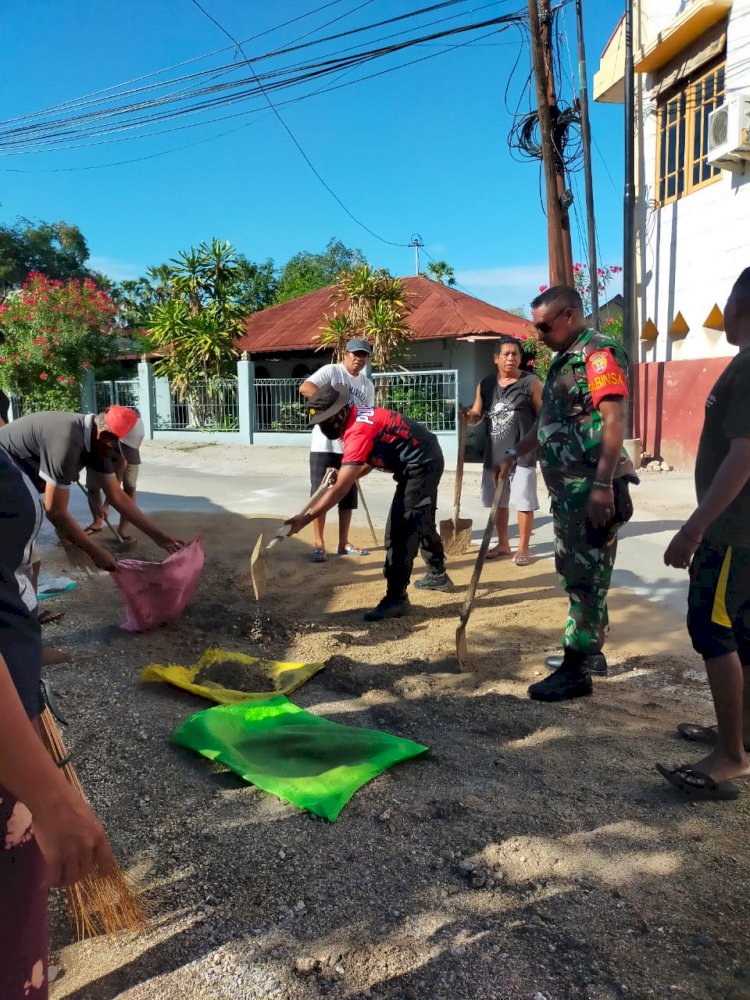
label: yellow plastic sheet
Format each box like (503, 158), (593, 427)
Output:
(142, 647), (325, 704)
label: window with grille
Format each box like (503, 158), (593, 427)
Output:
(656, 59), (725, 204)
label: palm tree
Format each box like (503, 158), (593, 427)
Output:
(318, 265), (412, 370)
(427, 260), (456, 286)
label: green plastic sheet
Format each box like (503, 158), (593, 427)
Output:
(173, 695), (429, 821)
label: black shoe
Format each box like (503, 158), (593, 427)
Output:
(545, 652), (608, 676)
(528, 666), (593, 702)
(413, 569), (454, 593)
(364, 596), (411, 622)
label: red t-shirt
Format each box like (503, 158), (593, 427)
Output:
(341, 406), (440, 475)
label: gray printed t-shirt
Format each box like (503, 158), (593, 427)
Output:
(0, 411), (115, 488)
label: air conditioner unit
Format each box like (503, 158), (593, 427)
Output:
(707, 94), (750, 171)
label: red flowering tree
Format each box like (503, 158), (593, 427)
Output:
(527, 262), (624, 380)
(0, 272), (118, 411)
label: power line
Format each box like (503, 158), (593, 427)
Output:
(0, 22), (505, 172)
(187, 0), (410, 248)
(0, 8), (524, 155)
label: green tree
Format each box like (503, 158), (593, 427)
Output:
(318, 265), (411, 370)
(234, 255), (277, 314)
(275, 238), (366, 303)
(0, 218), (93, 293)
(426, 260), (456, 286)
(146, 239), (244, 427)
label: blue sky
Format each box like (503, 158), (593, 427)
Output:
(0, 0), (623, 309)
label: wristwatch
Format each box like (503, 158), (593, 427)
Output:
(505, 448), (519, 459)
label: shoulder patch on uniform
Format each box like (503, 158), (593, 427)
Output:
(589, 351), (610, 375)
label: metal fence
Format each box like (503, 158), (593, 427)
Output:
(372, 369), (457, 431)
(254, 369), (457, 433)
(254, 377), (308, 432)
(153, 377), (240, 432)
(95, 378), (141, 413)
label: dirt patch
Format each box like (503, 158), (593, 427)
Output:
(195, 659), (274, 692)
(42, 510), (750, 1000)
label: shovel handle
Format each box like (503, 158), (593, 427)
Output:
(453, 418), (468, 524)
(458, 471), (508, 625)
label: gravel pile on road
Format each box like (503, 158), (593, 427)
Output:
(42, 513), (750, 1000)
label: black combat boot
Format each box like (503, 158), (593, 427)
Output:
(528, 648), (593, 702)
(544, 651), (608, 676)
(364, 595), (411, 622)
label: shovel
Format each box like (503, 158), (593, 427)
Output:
(250, 467), (337, 601)
(357, 482), (379, 547)
(455, 470), (508, 670)
(440, 418), (472, 555)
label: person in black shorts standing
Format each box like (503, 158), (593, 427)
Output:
(285, 385), (453, 621)
(658, 268), (750, 800)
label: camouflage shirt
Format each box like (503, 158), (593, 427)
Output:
(538, 327), (635, 492)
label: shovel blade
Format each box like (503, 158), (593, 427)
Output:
(455, 621), (469, 670)
(440, 517), (473, 556)
(250, 533), (267, 602)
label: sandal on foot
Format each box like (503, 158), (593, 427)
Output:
(38, 609), (65, 625)
(486, 548), (511, 562)
(677, 722), (750, 753)
(84, 526), (103, 535)
(656, 763), (741, 800)
(513, 553), (530, 566)
(338, 543), (369, 556)
(311, 547), (328, 563)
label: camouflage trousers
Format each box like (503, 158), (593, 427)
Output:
(548, 479), (632, 655)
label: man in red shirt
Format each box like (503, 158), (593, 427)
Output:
(286, 385), (453, 621)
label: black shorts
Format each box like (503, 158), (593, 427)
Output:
(310, 452), (358, 511)
(687, 539), (750, 662)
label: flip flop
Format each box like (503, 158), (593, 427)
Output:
(513, 553), (530, 566)
(37, 609), (65, 625)
(656, 763), (741, 800)
(677, 722), (750, 753)
(84, 526), (103, 535)
(338, 544), (369, 556)
(311, 547), (328, 563)
(485, 548), (511, 561)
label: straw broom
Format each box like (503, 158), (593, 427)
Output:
(39, 705), (147, 940)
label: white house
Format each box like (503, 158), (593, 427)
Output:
(595, 0), (750, 466)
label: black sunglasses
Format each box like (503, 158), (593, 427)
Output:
(534, 307), (570, 335)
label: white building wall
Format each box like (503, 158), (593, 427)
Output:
(635, 0), (750, 362)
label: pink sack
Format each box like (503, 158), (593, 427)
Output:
(112, 537), (205, 632)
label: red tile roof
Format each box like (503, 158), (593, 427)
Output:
(237, 275), (532, 354)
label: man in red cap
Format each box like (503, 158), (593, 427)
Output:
(0, 405), (181, 571)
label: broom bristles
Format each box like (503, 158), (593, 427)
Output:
(39, 706), (148, 939)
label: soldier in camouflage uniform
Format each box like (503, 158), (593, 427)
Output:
(498, 286), (637, 701)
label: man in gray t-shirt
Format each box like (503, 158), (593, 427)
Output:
(0, 406), (182, 572)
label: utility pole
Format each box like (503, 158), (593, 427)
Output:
(539, 0), (574, 286)
(623, 0), (637, 437)
(575, 0), (600, 330)
(527, 0), (571, 288)
(410, 234), (424, 276)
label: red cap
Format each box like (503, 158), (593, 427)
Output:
(103, 406), (144, 449)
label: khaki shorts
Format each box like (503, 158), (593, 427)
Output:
(87, 464), (139, 494)
(481, 465), (539, 513)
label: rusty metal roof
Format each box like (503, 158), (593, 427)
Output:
(237, 275), (533, 354)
